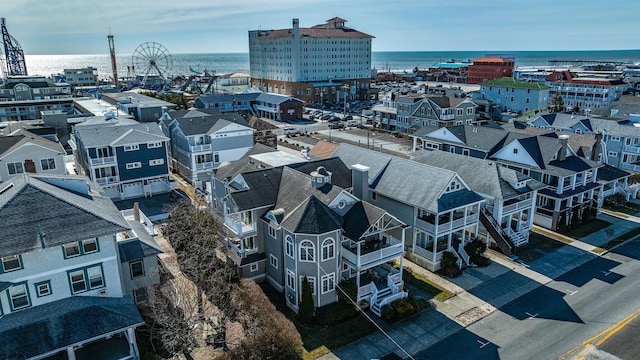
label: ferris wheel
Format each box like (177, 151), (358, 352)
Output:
(131, 42), (172, 86)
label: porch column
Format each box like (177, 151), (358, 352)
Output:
(462, 205), (468, 244)
(412, 136), (417, 151)
(67, 347), (76, 360)
(432, 234), (437, 263)
(126, 328), (141, 359)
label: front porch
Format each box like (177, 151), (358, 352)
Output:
(352, 263), (407, 317)
(411, 224), (478, 272)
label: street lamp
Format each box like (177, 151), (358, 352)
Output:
(343, 84), (350, 119)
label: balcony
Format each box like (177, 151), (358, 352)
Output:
(622, 163), (640, 172)
(224, 215), (257, 237)
(416, 212), (478, 234)
(195, 161), (214, 171)
(90, 156), (116, 166)
(502, 197), (534, 214)
(440, 114), (455, 120)
(624, 145), (640, 154)
(190, 143), (212, 152)
(96, 176), (119, 185)
(341, 236), (404, 269)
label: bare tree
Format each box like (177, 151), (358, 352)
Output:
(220, 279), (303, 360)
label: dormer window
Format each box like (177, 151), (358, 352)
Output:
(445, 180), (461, 193)
(513, 148), (518, 154)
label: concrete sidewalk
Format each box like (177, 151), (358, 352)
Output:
(532, 225), (603, 254)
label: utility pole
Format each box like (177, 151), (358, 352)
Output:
(107, 32), (118, 87)
(343, 84), (349, 119)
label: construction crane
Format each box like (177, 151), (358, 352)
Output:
(1, 17), (27, 77)
(107, 33), (118, 87)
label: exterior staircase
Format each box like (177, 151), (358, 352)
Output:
(370, 287), (392, 315)
(479, 207), (515, 257)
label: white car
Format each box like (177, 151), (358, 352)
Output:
(283, 127), (298, 135)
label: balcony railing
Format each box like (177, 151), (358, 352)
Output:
(624, 145), (640, 154)
(621, 163), (640, 172)
(96, 176), (119, 185)
(502, 198), (534, 214)
(440, 114), (455, 120)
(196, 161), (214, 171)
(415, 213), (478, 234)
(90, 156), (116, 166)
(224, 216), (257, 236)
(413, 246), (435, 263)
(190, 143), (212, 152)
(341, 236), (403, 269)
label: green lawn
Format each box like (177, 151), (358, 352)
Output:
(300, 313), (377, 359)
(516, 232), (566, 262)
(565, 219), (612, 239)
(606, 202), (640, 215)
(402, 269), (454, 302)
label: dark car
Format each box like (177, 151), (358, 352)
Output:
(321, 114), (331, 120)
(327, 116), (341, 122)
(328, 122), (345, 129)
(343, 115), (353, 121)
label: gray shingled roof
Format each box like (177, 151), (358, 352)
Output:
(412, 150), (546, 201)
(75, 120), (167, 148)
(288, 157), (353, 189)
(0, 174), (130, 258)
(373, 158), (469, 213)
(215, 143), (280, 180)
(256, 93), (304, 105)
(229, 167), (284, 211)
(596, 164), (631, 183)
(281, 195), (343, 234)
(342, 201), (386, 241)
(415, 125), (510, 153)
(0, 130), (65, 156)
(0, 295), (143, 359)
(330, 143), (393, 182)
(168, 109), (250, 136)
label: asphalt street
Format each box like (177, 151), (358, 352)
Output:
(413, 236), (640, 359)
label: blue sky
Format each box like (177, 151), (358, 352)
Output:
(2, 0), (638, 55)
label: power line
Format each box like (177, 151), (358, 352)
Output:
(317, 264), (416, 360)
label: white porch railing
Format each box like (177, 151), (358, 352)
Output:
(196, 162), (214, 171)
(120, 209), (155, 235)
(341, 236), (403, 268)
(190, 143), (212, 152)
(502, 198), (534, 214)
(506, 228), (529, 247)
(90, 156), (116, 166)
(96, 176), (119, 185)
(624, 145), (640, 154)
(457, 243), (470, 266)
(224, 216), (257, 236)
(415, 217), (435, 232)
(357, 282), (375, 301)
(413, 246), (435, 263)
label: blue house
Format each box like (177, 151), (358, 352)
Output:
(72, 114), (171, 200)
(476, 77), (550, 118)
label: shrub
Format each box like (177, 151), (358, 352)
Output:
(391, 299), (415, 320)
(298, 276), (314, 324)
(381, 304), (395, 322)
(406, 297), (430, 312)
(441, 251), (462, 277)
(315, 301), (358, 326)
(337, 279), (357, 303)
(465, 238), (490, 267)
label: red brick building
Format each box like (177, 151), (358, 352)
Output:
(467, 58), (515, 84)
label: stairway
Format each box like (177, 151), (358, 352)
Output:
(370, 287), (392, 315)
(479, 207), (515, 257)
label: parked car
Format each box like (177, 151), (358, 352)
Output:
(343, 115), (353, 121)
(328, 116), (341, 122)
(321, 114), (331, 121)
(345, 120), (360, 127)
(283, 127), (298, 135)
(328, 122), (345, 129)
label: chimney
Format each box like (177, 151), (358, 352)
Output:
(558, 134), (569, 161)
(592, 132), (603, 162)
(351, 164), (370, 202)
(133, 202), (140, 222)
(292, 18), (299, 38)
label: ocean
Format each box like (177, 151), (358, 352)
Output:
(23, 50), (640, 80)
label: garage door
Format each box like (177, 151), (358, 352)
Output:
(122, 182), (144, 199)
